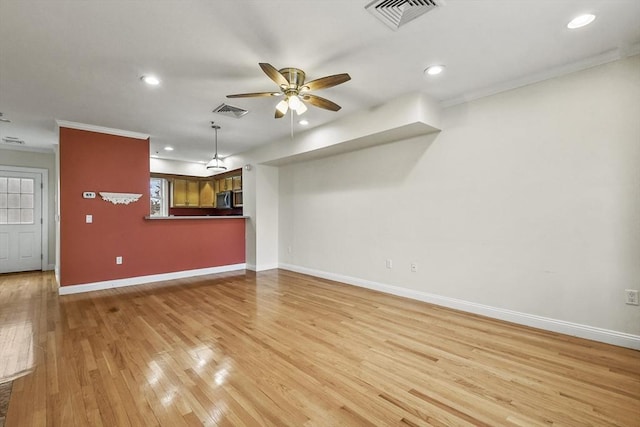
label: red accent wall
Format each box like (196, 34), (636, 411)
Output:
(59, 127), (245, 286)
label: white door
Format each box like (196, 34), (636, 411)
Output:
(0, 171), (42, 273)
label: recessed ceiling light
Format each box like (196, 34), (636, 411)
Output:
(141, 75), (160, 86)
(299, 119), (309, 126)
(163, 146), (174, 151)
(567, 14), (595, 29)
(424, 65), (445, 76)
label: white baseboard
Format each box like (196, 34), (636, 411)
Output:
(256, 263), (279, 272)
(279, 263), (640, 350)
(58, 263), (246, 295)
(246, 263), (279, 272)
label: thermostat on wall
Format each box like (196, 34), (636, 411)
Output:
(83, 191), (96, 199)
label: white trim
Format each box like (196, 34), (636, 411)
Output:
(279, 263), (640, 350)
(0, 144), (54, 154)
(0, 165), (49, 272)
(58, 263), (246, 295)
(55, 120), (150, 140)
(254, 263), (279, 272)
(245, 263), (279, 272)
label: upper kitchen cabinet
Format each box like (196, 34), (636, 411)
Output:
(199, 180), (215, 207)
(172, 178), (200, 207)
(161, 168), (242, 209)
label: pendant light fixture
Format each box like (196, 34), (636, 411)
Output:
(206, 122), (227, 171)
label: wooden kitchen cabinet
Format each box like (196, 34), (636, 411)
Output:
(172, 178), (200, 207)
(232, 175), (242, 191)
(217, 177), (233, 192)
(199, 180), (215, 207)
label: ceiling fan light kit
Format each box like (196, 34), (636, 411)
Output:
(227, 63), (351, 119)
(276, 99), (288, 115)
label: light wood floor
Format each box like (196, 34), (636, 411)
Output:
(1, 270), (639, 426)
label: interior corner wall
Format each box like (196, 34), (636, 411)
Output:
(278, 55), (640, 337)
(0, 148), (56, 268)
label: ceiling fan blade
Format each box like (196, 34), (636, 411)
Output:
(302, 73), (351, 92)
(275, 108), (285, 119)
(226, 92), (279, 98)
(259, 63), (289, 87)
(302, 94), (342, 111)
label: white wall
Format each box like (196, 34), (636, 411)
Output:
(1, 148), (56, 269)
(278, 55), (640, 342)
(254, 165), (279, 270)
(226, 93), (441, 271)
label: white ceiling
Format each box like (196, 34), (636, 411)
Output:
(1, 0), (639, 164)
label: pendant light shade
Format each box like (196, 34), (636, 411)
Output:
(206, 123), (227, 171)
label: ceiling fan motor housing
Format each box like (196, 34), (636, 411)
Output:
(279, 68), (306, 92)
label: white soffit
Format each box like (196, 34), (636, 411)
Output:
(254, 92), (441, 166)
(264, 122), (439, 166)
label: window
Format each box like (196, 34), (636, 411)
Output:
(0, 177), (34, 224)
(150, 177), (168, 217)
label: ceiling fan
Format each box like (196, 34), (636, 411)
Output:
(227, 63), (351, 119)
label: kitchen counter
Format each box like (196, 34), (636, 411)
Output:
(144, 215), (249, 220)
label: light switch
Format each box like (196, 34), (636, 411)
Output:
(86, 214), (93, 223)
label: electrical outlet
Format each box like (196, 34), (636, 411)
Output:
(386, 259), (392, 269)
(625, 289), (639, 305)
(411, 262), (418, 272)
(116, 256), (123, 265)
(85, 214), (92, 223)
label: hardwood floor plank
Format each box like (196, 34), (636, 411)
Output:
(1, 270), (639, 426)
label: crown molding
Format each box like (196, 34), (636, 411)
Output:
(442, 49), (640, 108)
(0, 143), (55, 154)
(55, 120), (150, 140)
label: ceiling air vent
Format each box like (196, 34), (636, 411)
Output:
(213, 103), (249, 118)
(1, 136), (25, 145)
(366, 0), (443, 30)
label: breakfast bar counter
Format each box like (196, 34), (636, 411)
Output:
(144, 216), (249, 220)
